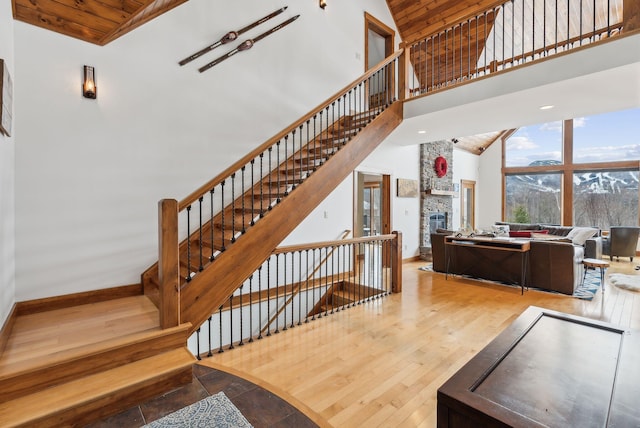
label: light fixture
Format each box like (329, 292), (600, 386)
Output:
(82, 65), (97, 99)
(539, 105), (554, 110)
(319, 0), (327, 9)
(418, 130), (426, 134)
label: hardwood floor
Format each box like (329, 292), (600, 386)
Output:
(197, 260), (640, 427)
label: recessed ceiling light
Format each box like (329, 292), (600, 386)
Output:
(418, 130), (426, 134)
(539, 105), (554, 110)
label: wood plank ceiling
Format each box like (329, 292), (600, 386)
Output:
(11, 0), (188, 45)
(386, 0), (504, 44)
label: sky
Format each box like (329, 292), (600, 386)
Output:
(505, 108), (640, 167)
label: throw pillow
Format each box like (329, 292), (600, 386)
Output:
(491, 225), (509, 236)
(509, 229), (545, 238)
(566, 227), (598, 245)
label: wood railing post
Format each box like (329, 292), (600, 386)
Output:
(158, 199), (180, 328)
(398, 43), (410, 101)
(391, 231), (403, 293)
(624, 0), (640, 32)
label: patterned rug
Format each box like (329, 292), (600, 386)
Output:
(419, 264), (601, 300)
(144, 392), (253, 428)
(608, 273), (640, 291)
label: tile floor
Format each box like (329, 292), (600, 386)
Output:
(85, 364), (318, 427)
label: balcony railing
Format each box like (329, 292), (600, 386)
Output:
(189, 232), (402, 358)
(407, 0), (624, 96)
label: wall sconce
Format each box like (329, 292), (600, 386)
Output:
(319, 0), (327, 9)
(82, 65), (97, 99)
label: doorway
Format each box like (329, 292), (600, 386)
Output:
(461, 180), (476, 232)
(355, 172), (390, 237)
(364, 13), (395, 108)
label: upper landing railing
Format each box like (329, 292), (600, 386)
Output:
(406, 0), (627, 97)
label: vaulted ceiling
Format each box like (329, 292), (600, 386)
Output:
(385, 0), (504, 44)
(11, 0), (187, 45)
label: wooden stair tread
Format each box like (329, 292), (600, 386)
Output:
(0, 347), (195, 426)
(0, 323), (190, 378)
(0, 295), (159, 366)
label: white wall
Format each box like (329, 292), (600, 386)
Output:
(451, 149), (480, 230)
(477, 139), (503, 228)
(13, 0), (401, 300)
(0, 5), (16, 325)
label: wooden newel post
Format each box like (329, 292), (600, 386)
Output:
(392, 231), (403, 293)
(398, 43), (410, 101)
(158, 199), (180, 328)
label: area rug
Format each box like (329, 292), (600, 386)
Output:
(419, 264), (601, 300)
(144, 392), (253, 428)
(608, 273), (640, 292)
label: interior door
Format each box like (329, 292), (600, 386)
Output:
(461, 180), (476, 231)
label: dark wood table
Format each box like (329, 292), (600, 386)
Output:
(437, 306), (640, 427)
(445, 236), (531, 294)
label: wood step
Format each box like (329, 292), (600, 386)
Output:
(0, 347), (195, 427)
(331, 289), (358, 306)
(0, 323), (191, 403)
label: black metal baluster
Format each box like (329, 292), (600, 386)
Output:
(276, 141), (282, 201)
(196, 327), (201, 360)
(259, 153), (265, 217)
(290, 252), (295, 328)
(258, 266), (263, 339)
(298, 251), (302, 326)
(607, 0), (611, 36)
(511, 0), (515, 66)
(306, 120), (311, 174)
(283, 252), (287, 331)
(231, 173), (236, 242)
(358, 242), (363, 304)
(218, 305), (224, 353)
(207, 316), (213, 357)
(298, 125), (304, 183)
(305, 249), (310, 322)
(336, 244), (342, 311)
(268, 148), (273, 210)
(186, 205), (192, 282)
(209, 189), (215, 261)
(198, 197), (204, 271)
(275, 253), (280, 333)
(555, 0), (559, 52)
(331, 246), (335, 314)
(324, 248), (329, 317)
(267, 257), (272, 336)
(579, 0), (583, 46)
(220, 181), (226, 251)
(241, 166), (246, 233)
(250, 160), (256, 225)
(313, 248), (318, 320)
(238, 285), (244, 346)
(284, 135), (289, 193)
(249, 275), (254, 343)
(325, 106), (330, 157)
(228, 295), (234, 350)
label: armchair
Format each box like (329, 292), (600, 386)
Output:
(603, 226), (640, 262)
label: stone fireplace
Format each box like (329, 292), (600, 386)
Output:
(420, 140), (453, 260)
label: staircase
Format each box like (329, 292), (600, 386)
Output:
(308, 280), (387, 318)
(0, 51), (405, 425)
(142, 51), (405, 333)
(0, 295), (194, 427)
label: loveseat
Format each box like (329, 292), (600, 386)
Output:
(429, 223), (602, 295)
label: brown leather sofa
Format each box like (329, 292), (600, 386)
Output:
(430, 231), (586, 295)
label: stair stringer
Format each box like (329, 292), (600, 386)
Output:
(180, 101), (403, 333)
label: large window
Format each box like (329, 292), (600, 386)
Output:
(504, 108), (640, 228)
(506, 174), (561, 224)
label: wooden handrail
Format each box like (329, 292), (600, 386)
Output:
(179, 50), (404, 211)
(272, 233), (396, 255)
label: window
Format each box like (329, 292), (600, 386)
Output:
(503, 108), (640, 226)
(573, 170), (639, 229)
(505, 121), (562, 167)
(573, 109), (640, 164)
(506, 174), (561, 224)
